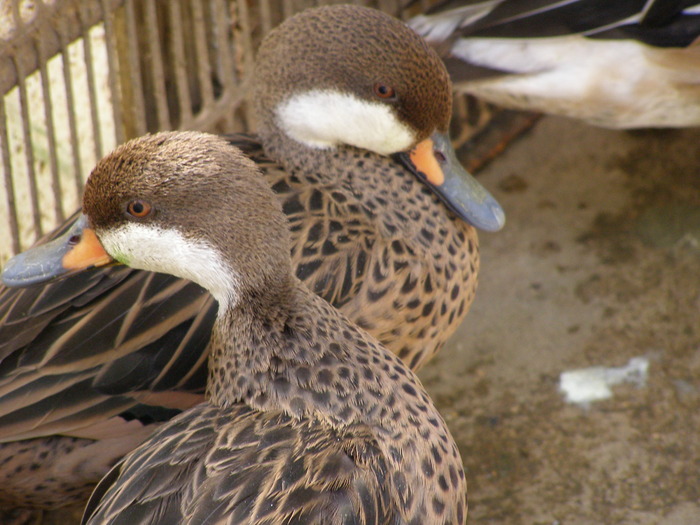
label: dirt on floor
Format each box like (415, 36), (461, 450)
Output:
(24, 117), (700, 525)
(420, 116), (700, 524)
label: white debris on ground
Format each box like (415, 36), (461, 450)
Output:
(559, 357), (650, 406)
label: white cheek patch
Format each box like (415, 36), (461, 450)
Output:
(275, 89), (416, 155)
(98, 223), (240, 310)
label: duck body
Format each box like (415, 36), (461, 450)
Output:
(0, 5), (501, 510)
(84, 282), (466, 524)
(54, 131), (467, 524)
(410, 0), (700, 128)
(260, 135), (479, 372)
(0, 134), (475, 510)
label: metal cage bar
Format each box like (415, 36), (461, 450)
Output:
(81, 3), (106, 162)
(169, 0), (194, 129)
(101, 0), (126, 145)
(37, 33), (65, 224)
(122, 0), (148, 137)
(144, 0), (171, 131)
(212, 0), (236, 131)
(0, 99), (20, 256)
(14, 53), (43, 240)
(58, 14), (86, 196)
(191, 0), (215, 116)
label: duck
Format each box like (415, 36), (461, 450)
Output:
(409, 0), (700, 128)
(0, 4), (502, 511)
(34, 130), (467, 524)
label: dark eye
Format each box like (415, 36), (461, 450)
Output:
(434, 150), (447, 164)
(373, 83), (396, 99)
(126, 199), (152, 218)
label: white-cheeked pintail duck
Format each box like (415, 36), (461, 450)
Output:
(0, 4), (502, 512)
(39, 130), (467, 524)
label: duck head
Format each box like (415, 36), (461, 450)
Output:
(2, 132), (291, 308)
(254, 5), (505, 232)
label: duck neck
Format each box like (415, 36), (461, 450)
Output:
(260, 127), (450, 238)
(204, 269), (467, 508)
(204, 274), (415, 431)
(205, 274), (295, 408)
(263, 127), (413, 196)
(259, 127), (347, 183)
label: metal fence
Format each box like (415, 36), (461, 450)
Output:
(0, 0), (472, 264)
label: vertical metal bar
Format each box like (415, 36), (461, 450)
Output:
(80, 2), (104, 161)
(101, 0), (125, 144)
(5, 0), (25, 254)
(260, 0), (273, 35)
(169, 0), (193, 128)
(37, 35), (65, 224)
(282, 0), (294, 22)
(144, 0), (170, 130)
(0, 99), (20, 255)
(123, 0), (147, 136)
(213, 0), (235, 85)
(58, 17), (86, 195)
(236, 0), (256, 128)
(212, 0), (235, 130)
(191, 0), (214, 116)
(13, 55), (43, 240)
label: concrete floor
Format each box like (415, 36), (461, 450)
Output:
(420, 116), (700, 524)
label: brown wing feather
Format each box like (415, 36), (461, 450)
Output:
(84, 404), (394, 525)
